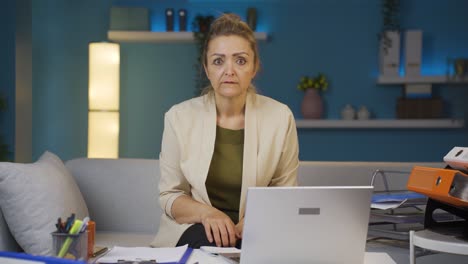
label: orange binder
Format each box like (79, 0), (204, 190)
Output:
(407, 166), (468, 207)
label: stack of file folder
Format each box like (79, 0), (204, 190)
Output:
(407, 166), (468, 208)
(407, 166), (468, 237)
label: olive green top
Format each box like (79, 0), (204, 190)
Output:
(206, 126), (244, 223)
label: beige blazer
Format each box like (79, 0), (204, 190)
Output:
(151, 92), (299, 247)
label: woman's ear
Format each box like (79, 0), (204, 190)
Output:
(203, 64), (209, 78)
(251, 68), (258, 80)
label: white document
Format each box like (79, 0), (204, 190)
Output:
(200, 246), (241, 255)
(371, 199), (408, 210)
(444, 146), (468, 171)
(97, 244), (188, 263)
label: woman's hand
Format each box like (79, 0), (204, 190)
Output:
(235, 219), (244, 239)
(201, 208), (237, 247)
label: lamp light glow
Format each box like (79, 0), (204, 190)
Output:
(88, 42), (120, 158)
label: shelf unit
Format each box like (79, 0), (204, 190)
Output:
(377, 76), (467, 121)
(377, 75), (468, 85)
(108, 31), (268, 43)
(295, 119), (465, 129)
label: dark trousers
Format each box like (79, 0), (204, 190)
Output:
(176, 223), (242, 249)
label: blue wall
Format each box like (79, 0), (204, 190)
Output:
(32, 0), (112, 160)
(0, 0), (16, 160)
(30, 0), (468, 162)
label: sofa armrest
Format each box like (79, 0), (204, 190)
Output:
(0, 208), (21, 251)
(65, 158), (161, 234)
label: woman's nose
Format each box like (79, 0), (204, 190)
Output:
(224, 61), (235, 76)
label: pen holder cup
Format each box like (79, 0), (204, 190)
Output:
(52, 231), (88, 261)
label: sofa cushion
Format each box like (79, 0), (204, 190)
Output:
(0, 208), (21, 252)
(65, 158), (161, 235)
(95, 231), (156, 248)
(0, 151), (89, 255)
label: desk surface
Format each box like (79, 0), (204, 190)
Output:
(94, 235), (468, 264)
(186, 240), (468, 264)
(186, 250), (396, 264)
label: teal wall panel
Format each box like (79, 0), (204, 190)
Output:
(32, 0), (112, 161)
(118, 43), (196, 158)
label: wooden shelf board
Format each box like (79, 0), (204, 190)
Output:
(377, 75), (468, 85)
(295, 119), (465, 129)
(108, 31), (268, 43)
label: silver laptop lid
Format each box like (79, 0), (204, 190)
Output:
(241, 186), (373, 264)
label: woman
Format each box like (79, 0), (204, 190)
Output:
(151, 13), (299, 249)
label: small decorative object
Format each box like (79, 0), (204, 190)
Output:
(357, 106), (370, 120)
(297, 73), (329, 119)
(246, 7), (257, 31)
(193, 15), (214, 33)
(178, 9), (187, 31)
(396, 97), (443, 119)
(379, 0), (400, 77)
(341, 104), (356, 120)
(405, 84), (432, 99)
(110, 7), (149, 31)
(455, 58), (468, 78)
(405, 30), (422, 77)
(447, 58), (468, 80)
(165, 8), (174, 31)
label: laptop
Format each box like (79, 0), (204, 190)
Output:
(237, 186), (373, 264)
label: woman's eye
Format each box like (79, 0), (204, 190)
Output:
(237, 58), (246, 65)
(213, 58), (223, 65)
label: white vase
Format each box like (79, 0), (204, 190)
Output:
(357, 106), (370, 120)
(341, 104), (355, 120)
(405, 30), (422, 77)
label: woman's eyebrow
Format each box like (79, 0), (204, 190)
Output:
(209, 53), (225, 57)
(233, 52), (249, 57)
(209, 52), (250, 57)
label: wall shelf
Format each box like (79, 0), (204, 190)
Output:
(295, 119), (465, 129)
(377, 75), (468, 85)
(108, 31), (268, 43)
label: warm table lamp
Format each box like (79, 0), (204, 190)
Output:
(88, 42), (120, 158)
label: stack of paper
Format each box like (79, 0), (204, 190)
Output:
(97, 245), (189, 264)
(371, 191), (426, 210)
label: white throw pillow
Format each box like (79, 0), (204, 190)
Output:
(0, 151), (89, 255)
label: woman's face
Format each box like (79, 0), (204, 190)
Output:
(204, 35), (257, 99)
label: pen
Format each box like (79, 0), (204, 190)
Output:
(92, 247), (109, 257)
(57, 219), (83, 257)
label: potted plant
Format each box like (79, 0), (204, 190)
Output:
(379, 0), (400, 53)
(379, 0), (400, 76)
(297, 73), (329, 119)
(192, 14), (215, 95)
(297, 73), (329, 92)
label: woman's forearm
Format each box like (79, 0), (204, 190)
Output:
(171, 195), (214, 224)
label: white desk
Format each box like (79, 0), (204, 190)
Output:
(410, 230), (468, 264)
(185, 250), (396, 264)
(367, 237), (468, 264)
